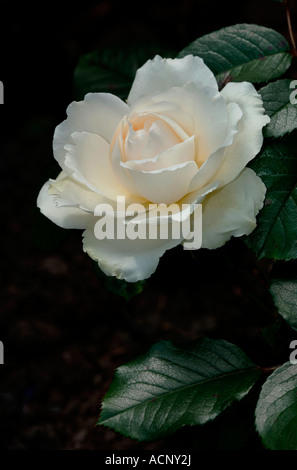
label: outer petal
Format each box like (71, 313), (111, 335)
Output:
(48, 170), (106, 211)
(53, 93), (128, 168)
(201, 168), (266, 249)
(214, 82), (270, 185)
(83, 176), (220, 282)
(188, 101), (242, 192)
(64, 131), (135, 201)
(37, 180), (93, 229)
(83, 221), (182, 282)
(127, 55), (218, 106)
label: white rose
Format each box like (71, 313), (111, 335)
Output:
(37, 55), (270, 282)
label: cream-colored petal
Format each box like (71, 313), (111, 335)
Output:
(201, 168), (266, 249)
(134, 177), (220, 226)
(131, 83), (229, 164)
(64, 131), (133, 201)
(37, 180), (93, 229)
(189, 82), (269, 193)
(188, 101), (242, 192)
(124, 124), (149, 162)
(48, 170), (107, 211)
(83, 178), (220, 282)
(83, 220), (182, 282)
(215, 81), (270, 185)
(130, 112), (190, 143)
(127, 55), (218, 105)
(123, 117), (182, 162)
(131, 99), (194, 138)
(110, 135), (147, 198)
(141, 119), (182, 159)
(121, 160), (199, 204)
(125, 136), (195, 171)
(53, 92), (128, 168)
(82, 175), (221, 282)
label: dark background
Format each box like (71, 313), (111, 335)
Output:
(0, 0), (296, 450)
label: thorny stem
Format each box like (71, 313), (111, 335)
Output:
(284, 0), (297, 56)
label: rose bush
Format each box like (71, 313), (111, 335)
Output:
(37, 55), (270, 282)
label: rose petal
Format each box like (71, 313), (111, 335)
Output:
(131, 83), (229, 164)
(201, 168), (266, 249)
(125, 136), (195, 171)
(37, 180), (93, 229)
(127, 55), (218, 105)
(83, 220), (182, 282)
(48, 170), (106, 211)
(121, 159), (199, 204)
(82, 177), (220, 282)
(131, 99), (194, 138)
(130, 112), (190, 143)
(189, 82), (269, 193)
(215, 81), (270, 185)
(110, 134), (147, 198)
(188, 101), (242, 192)
(53, 93), (128, 168)
(64, 131), (134, 201)
(135, 177), (220, 226)
(140, 119), (182, 160)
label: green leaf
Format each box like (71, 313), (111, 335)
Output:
(245, 132), (297, 260)
(98, 337), (261, 441)
(177, 24), (292, 87)
(270, 278), (297, 331)
(255, 362), (297, 450)
(93, 262), (146, 300)
(74, 44), (176, 101)
(260, 79), (297, 138)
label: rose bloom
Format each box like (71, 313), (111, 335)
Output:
(37, 55), (270, 282)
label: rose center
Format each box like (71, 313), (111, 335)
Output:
(121, 113), (183, 162)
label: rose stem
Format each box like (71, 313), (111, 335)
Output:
(284, 0), (297, 56)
